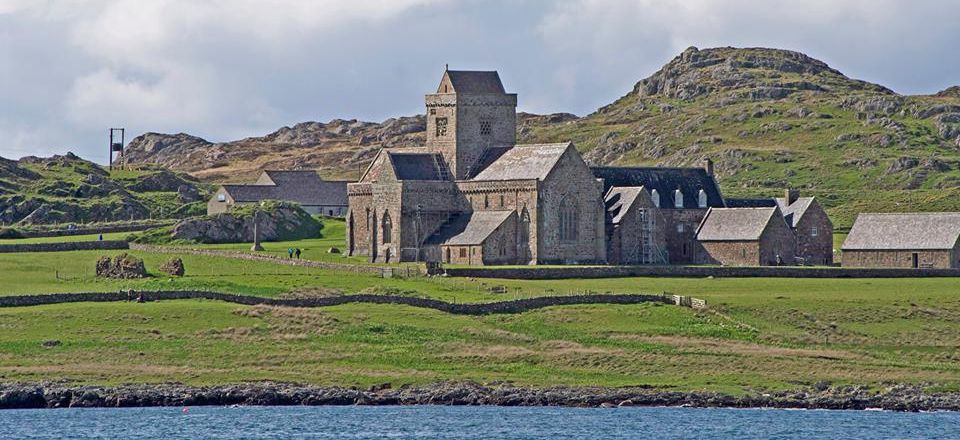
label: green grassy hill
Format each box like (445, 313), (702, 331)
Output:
(519, 47), (960, 227)
(0, 153), (210, 228)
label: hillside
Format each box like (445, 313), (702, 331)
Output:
(0, 153), (209, 226)
(120, 47), (960, 226)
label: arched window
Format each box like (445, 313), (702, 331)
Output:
(697, 189), (707, 208)
(381, 211), (392, 244)
(558, 197), (579, 242)
(674, 189), (684, 208)
(651, 189), (660, 208)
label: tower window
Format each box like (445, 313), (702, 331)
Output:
(435, 117), (448, 137)
(381, 211), (392, 244)
(479, 118), (492, 136)
(430, 109), (436, 115)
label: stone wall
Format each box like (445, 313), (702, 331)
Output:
(841, 249), (957, 269)
(698, 240), (760, 265)
(536, 148), (606, 264)
(662, 209), (707, 264)
(445, 265), (960, 279)
(130, 243), (391, 275)
(0, 240), (129, 253)
(0, 291), (669, 315)
(793, 199), (833, 265)
(11, 221), (172, 239)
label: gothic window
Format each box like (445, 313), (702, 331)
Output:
(484, 194), (489, 208)
(651, 189), (660, 208)
(674, 189), (684, 208)
(381, 211), (392, 244)
(698, 189), (707, 208)
(435, 117), (448, 137)
(479, 118), (492, 136)
(559, 197), (579, 242)
(499, 195), (505, 207)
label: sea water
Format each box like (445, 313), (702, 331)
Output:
(0, 405), (956, 439)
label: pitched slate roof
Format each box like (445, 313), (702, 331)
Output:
(221, 184), (276, 202)
(696, 207), (780, 241)
(444, 70), (506, 94)
(388, 153), (445, 180)
(221, 170), (348, 206)
(604, 186), (646, 224)
(842, 213), (960, 250)
(426, 210), (515, 246)
(774, 197), (814, 228)
(725, 198), (777, 208)
(471, 143), (570, 181)
(591, 166), (723, 209)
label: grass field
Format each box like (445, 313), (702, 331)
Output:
(1, 245), (960, 392)
(1, 219), (959, 393)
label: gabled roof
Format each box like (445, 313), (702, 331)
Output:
(220, 170), (348, 206)
(441, 70), (506, 94)
(725, 198), (777, 208)
(388, 152), (445, 180)
(426, 210), (515, 246)
(471, 143), (570, 181)
(259, 170), (322, 187)
(696, 207), (780, 241)
(842, 213), (960, 250)
(775, 197), (814, 228)
(591, 166), (723, 209)
(221, 184), (276, 202)
(604, 186), (646, 224)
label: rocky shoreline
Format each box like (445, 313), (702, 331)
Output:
(1, 382), (958, 412)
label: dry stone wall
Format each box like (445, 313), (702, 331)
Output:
(0, 240), (129, 253)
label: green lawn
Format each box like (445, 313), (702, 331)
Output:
(1, 246), (960, 392)
(0, 232), (132, 244)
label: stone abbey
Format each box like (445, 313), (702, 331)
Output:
(346, 69), (832, 266)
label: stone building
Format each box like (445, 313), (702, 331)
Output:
(208, 170), (348, 216)
(727, 190), (833, 265)
(841, 213), (960, 269)
(592, 165), (724, 264)
(695, 207), (796, 266)
(346, 68), (740, 266)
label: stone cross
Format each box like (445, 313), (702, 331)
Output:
(251, 209), (264, 251)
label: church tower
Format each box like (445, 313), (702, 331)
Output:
(425, 68), (517, 180)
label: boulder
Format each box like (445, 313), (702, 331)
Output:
(170, 202), (320, 244)
(327, 247), (341, 254)
(95, 253), (147, 279)
(159, 258), (185, 277)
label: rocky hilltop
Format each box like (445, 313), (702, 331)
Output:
(0, 153), (207, 226)
(119, 47), (960, 225)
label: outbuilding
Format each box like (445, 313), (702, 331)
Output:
(695, 207), (796, 266)
(841, 213), (960, 269)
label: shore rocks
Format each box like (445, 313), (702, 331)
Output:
(95, 253), (147, 279)
(0, 382), (957, 412)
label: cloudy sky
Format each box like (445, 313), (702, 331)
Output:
(2, 0), (958, 163)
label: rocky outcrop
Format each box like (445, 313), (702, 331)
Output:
(168, 202), (320, 244)
(159, 258), (185, 276)
(0, 382), (957, 411)
(95, 253), (147, 279)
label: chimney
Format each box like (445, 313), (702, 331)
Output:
(703, 158), (714, 177)
(784, 189), (800, 206)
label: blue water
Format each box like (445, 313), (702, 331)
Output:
(0, 406), (957, 439)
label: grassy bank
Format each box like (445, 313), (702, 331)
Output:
(1, 218), (958, 393)
(1, 244), (959, 393)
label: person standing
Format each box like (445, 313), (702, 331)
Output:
(288, 248), (294, 259)
(295, 248), (301, 259)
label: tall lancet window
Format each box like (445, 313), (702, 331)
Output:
(674, 189), (684, 208)
(651, 189), (660, 208)
(698, 189), (708, 208)
(381, 211), (392, 244)
(559, 197), (579, 242)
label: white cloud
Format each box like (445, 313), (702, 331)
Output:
(1, 0), (959, 163)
